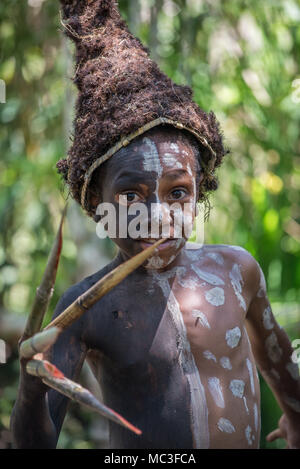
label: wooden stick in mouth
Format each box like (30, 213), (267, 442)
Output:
(44, 238), (164, 331)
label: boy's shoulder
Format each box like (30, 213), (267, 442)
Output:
(185, 242), (263, 289)
(53, 258), (118, 317)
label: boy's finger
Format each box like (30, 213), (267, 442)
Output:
(266, 428), (282, 442)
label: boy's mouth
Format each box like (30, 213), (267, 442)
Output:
(137, 238), (178, 251)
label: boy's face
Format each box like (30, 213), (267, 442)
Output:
(98, 129), (201, 270)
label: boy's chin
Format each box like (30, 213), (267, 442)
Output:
(143, 238), (186, 271)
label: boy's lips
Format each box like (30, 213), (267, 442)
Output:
(137, 238), (178, 251)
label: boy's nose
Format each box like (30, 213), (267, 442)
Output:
(148, 201), (173, 238)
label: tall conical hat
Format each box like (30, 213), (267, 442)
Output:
(57, 0), (227, 217)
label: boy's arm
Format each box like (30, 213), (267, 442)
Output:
(245, 260), (300, 448)
(11, 291), (87, 448)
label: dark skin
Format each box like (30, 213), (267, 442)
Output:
(11, 128), (300, 449)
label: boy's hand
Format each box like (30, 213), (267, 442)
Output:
(18, 336), (49, 398)
(266, 414), (300, 449)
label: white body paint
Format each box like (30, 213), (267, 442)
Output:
(203, 350), (217, 362)
(262, 306), (274, 330)
(286, 362), (300, 381)
(253, 403), (259, 432)
(229, 379), (245, 398)
(265, 331), (283, 363)
(192, 310), (211, 329)
(191, 264), (225, 286)
(229, 264), (246, 311)
(243, 396), (249, 413)
(155, 274), (210, 448)
(226, 327), (241, 349)
(178, 275), (199, 291)
(231, 246), (246, 252)
(208, 377), (225, 408)
(245, 425), (254, 445)
(246, 358), (255, 395)
(205, 287), (225, 306)
(220, 356), (232, 370)
(257, 266), (266, 298)
(206, 252), (224, 265)
(217, 418), (235, 433)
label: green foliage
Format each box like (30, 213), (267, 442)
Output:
(0, 0), (299, 449)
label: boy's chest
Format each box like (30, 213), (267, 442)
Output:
(86, 265), (249, 368)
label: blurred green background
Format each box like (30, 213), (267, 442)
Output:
(0, 0), (300, 449)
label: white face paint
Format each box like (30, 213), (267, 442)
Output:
(161, 153), (177, 167)
(170, 142), (180, 153)
(203, 350), (217, 362)
(286, 361), (299, 381)
(145, 256), (165, 270)
(229, 264), (246, 311)
(246, 358), (255, 395)
(217, 418), (235, 433)
(161, 153), (184, 171)
(191, 264), (225, 286)
(262, 306), (274, 330)
(226, 327), (241, 348)
(265, 332), (283, 363)
(205, 287), (225, 306)
(192, 310), (211, 329)
(186, 162), (193, 176)
(142, 137), (161, 172)
(229, 379), (245, 398)
(142, 137), (163, 194)
(206, 252), (224, 266)
(220, 357), (232, 370)
(208, 377), (225, 408)
(245, 425), (254, 445)
(167, 254), (176, 265)
(142, 137), (162, 238)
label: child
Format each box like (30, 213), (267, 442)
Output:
(11, 0), (300, 449)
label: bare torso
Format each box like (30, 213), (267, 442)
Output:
(79, 243), (261, 449)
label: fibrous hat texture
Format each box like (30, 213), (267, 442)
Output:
(57, 0), (227, 217)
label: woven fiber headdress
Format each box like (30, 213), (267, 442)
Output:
(57, 0), (227, 217)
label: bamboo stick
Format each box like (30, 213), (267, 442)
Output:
(26, 358), (142, 435)
(23, 205), (67, 340)
(20, 327), (61, 359)
(44, 238), (164, 331)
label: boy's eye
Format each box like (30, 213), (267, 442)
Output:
(170, 189), (187, 200)
(125, 192), (137, 202)
(117, 192), (140, 204)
